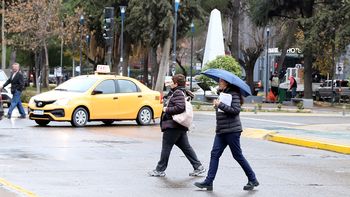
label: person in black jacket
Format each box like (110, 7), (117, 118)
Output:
(0, 63), (26, 119)
(194, 78), (259, 191)
(148, 74), (205, 177)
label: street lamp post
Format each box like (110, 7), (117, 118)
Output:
(79, 15), (84, 75)
(1, 0), (6, 70)
(265, 27), (270, 101)
(171, 0), (180, 76)
(331, 27), (336, 106)
(86, 34), (90, 74)
(120, 6), (126, 76)
(190, 22), (194, 91)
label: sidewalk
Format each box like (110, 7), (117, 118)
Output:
(244, 122), (350, 155)
(239, 101), (350, 154)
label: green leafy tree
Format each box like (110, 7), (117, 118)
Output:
(126, 0), (203, 91)
(197, 56), (242, 87)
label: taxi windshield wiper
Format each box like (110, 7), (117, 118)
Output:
(55, 88), (68, 91)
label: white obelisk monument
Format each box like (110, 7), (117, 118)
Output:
(202, 9), (225, 66)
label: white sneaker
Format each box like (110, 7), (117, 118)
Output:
(189, 165), (206, 176)
(148, 170), (166, 177)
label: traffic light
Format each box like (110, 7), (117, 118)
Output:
(103, 7), (114, 42)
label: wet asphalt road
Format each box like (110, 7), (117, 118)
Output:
(0, 112), (350, 197)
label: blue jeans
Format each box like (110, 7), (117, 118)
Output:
(8, 90), (26, 117)
(205, 132), (256, 183)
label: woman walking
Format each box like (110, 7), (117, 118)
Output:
(148, 74), (205, 177)
(194, 78), (259, 191)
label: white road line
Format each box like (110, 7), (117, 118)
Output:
(241, 117), (303, 126)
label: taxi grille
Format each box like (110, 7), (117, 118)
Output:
(35, 100), (55, 108)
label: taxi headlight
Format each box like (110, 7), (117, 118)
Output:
(29, 98), (35, 105)
(53, 98), (70, 106)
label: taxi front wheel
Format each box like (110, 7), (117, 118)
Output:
(136, 107), (153, 125)
(71, 107), (89, 127)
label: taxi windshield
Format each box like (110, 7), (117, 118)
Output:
(55, 77), (98, 92)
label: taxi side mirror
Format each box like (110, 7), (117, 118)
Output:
(91, 90), (103, 95)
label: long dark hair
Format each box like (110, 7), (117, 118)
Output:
(228, 84), (244, 106)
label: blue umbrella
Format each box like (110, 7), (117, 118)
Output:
(201, 68), (252, 97)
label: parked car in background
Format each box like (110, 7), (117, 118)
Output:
(0, 69), (12, 107)
(28, 73), (163, 127)
(315, 79), (350, 102)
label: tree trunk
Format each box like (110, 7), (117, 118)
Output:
(155, 38), (172, 92)
(277, 22), (297, 69)
(42, 42), (49, 88)
(302, 2), (314, 99)
(143, 48), (149, 86)
(176, 58), (187, 76)
(112, 33), (120, 73)
(9, 47), (16, 66)
(151, 46), (158, 89)
(35, 50), (41, 94)
(303, 48), (312, 98)
(246, 60), (255, 95)
(230, 0), (240, 60)
(29, 51), (35, 87)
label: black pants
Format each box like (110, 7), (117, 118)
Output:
(156, 129), (202, 171)
(205, 132), (256, 183)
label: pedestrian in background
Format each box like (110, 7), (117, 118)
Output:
(194, 78), (259, 191)
(270, 71), (280, 98)
(148, 74), (205, 177)
(0, 63), (26, 119)
(289, 76), (297, 98)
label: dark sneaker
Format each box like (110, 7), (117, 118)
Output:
(243, 180), (259, 190)
(5, 114), (11, 119)
(148, 170), (166, 177)
(194, 180), (213, 191)
(189, 165), (206, 176)
(19, 115), (26, 119)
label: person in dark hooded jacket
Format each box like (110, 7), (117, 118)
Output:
(194, 78), (259, 191)
(148, 74), (205, 177)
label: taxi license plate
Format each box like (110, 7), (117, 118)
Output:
(33, 110), (44, 115)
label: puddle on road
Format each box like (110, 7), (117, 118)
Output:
(306, 183), (323, 187)
(0, 134), (12, 138)
(82, 140), (141, 145)
(0, 149), (46, 160)
(289, 154), (305, 157)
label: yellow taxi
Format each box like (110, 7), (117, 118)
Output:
(28, 73), (163, 127)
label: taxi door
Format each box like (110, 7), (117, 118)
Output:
(114, 79), (143, 119)
(89, 79), (118, 119)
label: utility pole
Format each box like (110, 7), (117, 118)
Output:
(265, 28), (270, 101)
(1, 0), (6, 70)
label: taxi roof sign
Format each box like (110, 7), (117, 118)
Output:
(96, 65), (111, 73)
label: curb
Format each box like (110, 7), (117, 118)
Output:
(265, 133), (350, 155)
